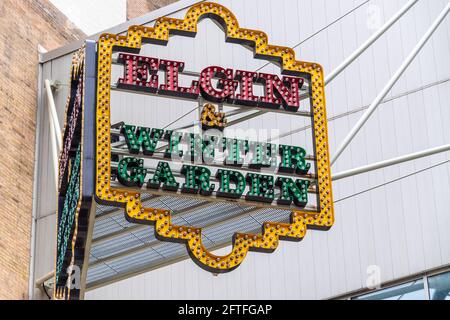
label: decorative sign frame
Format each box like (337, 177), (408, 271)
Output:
(95, 2), (334, 273)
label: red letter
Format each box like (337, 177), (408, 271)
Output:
(117, 53), (159, 92)
(257, 73), (304, 111)
(158, 59), (199, 99)
(232, 70), (258, 106)
(199, 67), (238, 103)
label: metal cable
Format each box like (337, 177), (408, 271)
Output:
(254, 0), (371, 73)
(334, 159), (450, 203)
(161, 0), (371, 129)
(162, 105), (200, 130)
(268, 76), (450, 142)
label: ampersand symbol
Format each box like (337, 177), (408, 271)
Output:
(200, 103), (227, 130)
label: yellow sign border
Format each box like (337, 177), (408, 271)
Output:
(95, 2), (334, 272)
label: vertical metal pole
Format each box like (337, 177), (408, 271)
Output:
(331, 3), (450, 166)
(29, 52), (45, 300)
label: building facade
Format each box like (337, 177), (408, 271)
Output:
(0, 0), (85, 300)
(6, 0), (450, 300)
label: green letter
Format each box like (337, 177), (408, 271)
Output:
(223, 138), (249, 167)
(185, 133), (203, 163)
(278, 145), (310, 175)
(147, 161), (179, 191)
(164, 130), (184, 159)
(245, 173), (274, 203)
(202, 135), (219, 164)
(275, 177), (310, 207)
(117, 157), (147, 187)
(181, 165), (215, 196)
(216, 169), (245, 199)
(249, 142), (277, 168)
(121, 124), (163, 155)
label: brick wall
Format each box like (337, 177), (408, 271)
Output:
(0, 0), (84, 300)
(126, 0), (178, 20)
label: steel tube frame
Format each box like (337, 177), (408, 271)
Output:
(332, 144), (450, 181)
(325, 0), (419, 85)
(44, 79), (62, 150)
(217, 0), (420, 130)
(45, 85), (59, 190)
(30, 58), (45, 299)
(44, 80), (61, 189)
(331, 3), (450, 166)
(35, 271), (54, 288)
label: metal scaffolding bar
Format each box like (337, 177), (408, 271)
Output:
(332, 144), (450, 181)
(330, 3), (450, 166)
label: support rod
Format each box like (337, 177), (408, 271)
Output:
(218, 0), (419, 130)
(332, 144), (450, 181)
(267, 76), (450, 143)
(35, 271), (54, 288)
(45, 82), (60, 190)
(324, 0), (419, 85)
(330, 3), (450, 166)
(44, 79), (62, 151)
(49, 115), (59, 190)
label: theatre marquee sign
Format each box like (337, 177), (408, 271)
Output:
(93, 2), (334, 273)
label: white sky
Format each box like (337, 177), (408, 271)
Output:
(50, 0), (127, 36)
